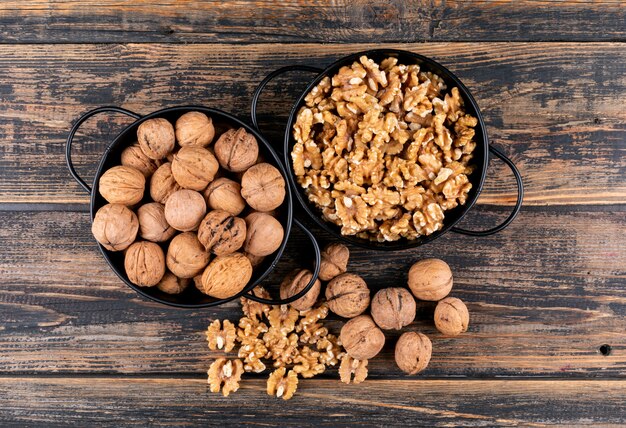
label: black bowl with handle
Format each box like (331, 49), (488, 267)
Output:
(251, 49), (524, 251)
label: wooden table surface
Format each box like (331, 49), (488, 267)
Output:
(1, 1), (625, 426)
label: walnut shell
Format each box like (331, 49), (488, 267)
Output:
(166, 232), (211, 278)
(99, 165), (145, 205)
(164, 189), (206, 232)
(371, 288), (416, 330)
(408, 258), (453, 301)
(340, 315), (385, 360)
(319, 243), (349, 281)
(150, 162), (181, 204)
(197, 210), (246, 256)
(240, 163), (286, 212)
(91, 203), (139, 251)
(124, 241), (165, 287)
(171, 146), (219, 191)
(156, 271), (190, 295)
(137, 118), (175, 160)
(198, 252), (252, 299)
(243, 212), (284, 257)
(203, 178), (246, 216)
(325, 273), (370, 318)
(434, 297), (469, 336)
(395, 332), (432, 375)
(214, 127), (259, 172)
(243, 252), (265, 268)
(279, 269), (321, 311)
(175, 111), (215, 147)
(137, 202), (175, 242)
(121, 143), (162, 177)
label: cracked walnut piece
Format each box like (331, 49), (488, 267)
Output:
(207, 358), (244, 397)
(267, 367), (298, 400)
(339, 355), (368, 384)
(291, 55), (477, 241)
(206, 319), (237, 352)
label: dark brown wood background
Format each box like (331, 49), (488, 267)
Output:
(0, 1), (624, 426)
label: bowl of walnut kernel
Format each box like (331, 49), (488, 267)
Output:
(66, 106), (321, 308)
(252, 49), (523, 250)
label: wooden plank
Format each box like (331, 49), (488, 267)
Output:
(0, 377), (624, 426)
(0, 208), (623, 376)
(0, 1), (624, 43)
(0, 42), (624, 206)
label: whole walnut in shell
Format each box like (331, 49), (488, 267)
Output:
(243, 212), (284, 257)
(198, 252), (252, 299)
(164, 189), (206, 232)
(157, 272), (190, 295)
(91, 203), (138, 251)
(214, 127), (259, 172)
(371, 288), (416, 330)
(395, 332), (432, 375)
(124, 241), (165, 287)
(121, 143), (162, 177)
(150, 162), (181, 204)
(99, 165), (145, 206)
(240, 163), (286, 212)
(166, 232), (211, 278)
(203, 178), (246, 216)
(340, 315), (385, 360)
(137, 118), (175, 160)
(171, 146), (219, 191)
(197, 210), (246, 256)
(434, 297), (469, 336)
(325, 273), (370, 318)
(137, 202), (175, 242)
(279, 269), (321, 311)
(243, 252), (265, 269)
(175, 111), (215, 147)
(319, 243), (349, 281)
(408, 258), (453, 301)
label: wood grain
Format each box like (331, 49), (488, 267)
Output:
(0, 43), (624, 206)
(0, 208), (623, 376)
(0, 377), (624, 426)
(0, 1), (624, 43)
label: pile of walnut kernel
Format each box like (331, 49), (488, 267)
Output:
(206, 243), (470, 399)
(91, 111), (287, 301)
(291, 56), (478, 241)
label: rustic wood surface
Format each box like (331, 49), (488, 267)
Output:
(0, 1), (624, 426)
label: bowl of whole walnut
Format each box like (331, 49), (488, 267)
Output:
(252, 49), (524, 250)
(66, 106), (321, 308)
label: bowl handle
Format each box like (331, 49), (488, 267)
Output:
(250, 65), (323, 132)
(243, 218), (321, 305)
(451, 145), (524, 236)
(65, 106), (142, 194)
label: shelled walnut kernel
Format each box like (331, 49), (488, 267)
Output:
(207, 358), (243, 397)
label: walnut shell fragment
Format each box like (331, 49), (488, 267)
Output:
(408, 258), (453, 301)
(325, 273), (370, 318)
(240, 163), (286, 212)
(340, 315), (385, 360)
(319, 243), (350, 281)
(91, 203), (139, 251)
(175, 111), (215, 147)
(164, 189), (206, 232)
(197, 210), (246, 256)
(171, 146), (219, 191)
(395, 331), (432, 375)
(99, 165), (145, 206)
(214, 127), (259, 172)
(279, 269), (321, 311)
(166, 232), (210, 278)
(137, 202), (175, 242)
(137, 117), (175, 160)
(199, 252), (252, 299)
(434, 297), (469, 336)
(124, 241), (165, 287)
(371, 287), (416, 330)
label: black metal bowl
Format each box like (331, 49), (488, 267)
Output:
(66, 106), (320, 308)
(252, 49), (523, 250)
